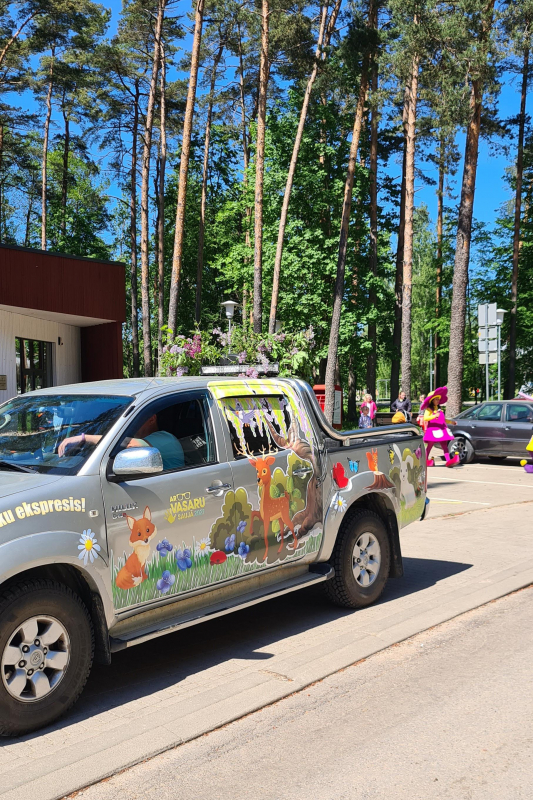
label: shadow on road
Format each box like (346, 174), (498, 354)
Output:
(2, 555), (472, 745)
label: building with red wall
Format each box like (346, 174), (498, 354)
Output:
(0, 244), (125, 401)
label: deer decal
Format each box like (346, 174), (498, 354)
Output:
(247, 453), (298, 562)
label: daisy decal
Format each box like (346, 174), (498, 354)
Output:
(78, 529), (101, 565)
(196, 537), (211, 556)
(330, 493), (347, 514)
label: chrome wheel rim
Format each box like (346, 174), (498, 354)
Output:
(450, 438), (466, 461)
(353, 532), (381, 587)
(1, 615), (70, 703)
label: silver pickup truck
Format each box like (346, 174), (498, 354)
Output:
(0, 376), (427, 736)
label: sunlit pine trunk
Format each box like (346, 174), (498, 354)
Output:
(130, 81), (140, 377)
(253, 0), (269, 333)
(157, 39), (167, 366)
(196, 40), (224, 324)
(323, 0), (373, 422)
(41, 48), (55, 251)
(366, 6), (379, 398)
(507, 45), (529, 398)
(167, 0), (205, 335)
(400, 51), (419, 398)
(60, 103), (70, 244)
(268, 0), (341, 332)
(435, 135), (445, 388)
(390, 86), (408, 403)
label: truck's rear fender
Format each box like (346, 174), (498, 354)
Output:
(319, 490), (404, 578)
(0, 532), (115, 663)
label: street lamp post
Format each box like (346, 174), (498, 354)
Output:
(496, 308), (506, 400)
(221, 300), (239, 339)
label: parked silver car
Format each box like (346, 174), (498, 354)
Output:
(450, 400), (533, 463)
(0, 377), (427, 736)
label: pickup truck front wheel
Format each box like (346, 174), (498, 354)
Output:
(0, 580), (94, 737)
(324, 510), (390, 609)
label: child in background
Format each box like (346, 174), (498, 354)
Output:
(416, 394), (426, 429)
(359, 404), (373, 429)
(364, 393), (377, 425)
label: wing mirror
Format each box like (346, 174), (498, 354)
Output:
(112, 447), (163, 477)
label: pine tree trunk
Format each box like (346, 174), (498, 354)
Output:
(196, 41), (224, 324)
(238, 24), (253, 264)
(507, 45), (529, 398)
(140, 0), (165, 377)
(447, 0), (495, 416)
(323, 4), (372, 422)
(157, 40), (167, 366)
(268, 0), (341, 333)
(366, 12), (379, 398)
(435, 135), (445, 388)
(167, 0), (205, 335)
(348, 355), (357, 422)
(400, 51), (419, 398)
(41, 49), (55, 251)
(60, 106), (70, 243)
(25, 178), (34, 247)
(0, 125), (3, 239)
(130, 81), (140, 378)
(390, 88), (408, 402)
(253, 0), (270, 333)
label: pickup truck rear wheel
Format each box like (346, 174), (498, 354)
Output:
(0, 580), (94, 737)
(324, 510), (390, 609)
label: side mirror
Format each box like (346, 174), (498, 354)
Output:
(112, 447), (163, 477)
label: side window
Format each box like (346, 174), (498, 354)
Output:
(116, 392), (216, 472)
(506, 404), (533, 422)
(478, 403), (503, 422)
(221, 395), (291, 459)
(460, 406), (481, 419)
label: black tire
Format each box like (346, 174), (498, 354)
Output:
(324, 509), (391, 609)
(0, 580), (94, 737)
(450, 436), (475, 464)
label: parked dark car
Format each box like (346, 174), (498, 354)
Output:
(449, 400), (533, 463)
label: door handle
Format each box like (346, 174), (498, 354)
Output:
(293, 467), (313, 476)
(205, 483), (231, 493)
(504, 426), (511, 430)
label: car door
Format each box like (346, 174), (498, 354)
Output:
(102, 389), (234, 612)
(502, 403), (533, 456)
(471, 402), (504, 454)
(214, 388), (323, 569)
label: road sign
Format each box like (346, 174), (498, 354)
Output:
(478, 339), (497, 353)
(478, 326), (497, 340)
(478, 303), (497, 326)
(479, 353), (497, 365)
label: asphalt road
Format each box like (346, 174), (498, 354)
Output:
(73, 586), (533, 800)
(427, 457), (533, 517)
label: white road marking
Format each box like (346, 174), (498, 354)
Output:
(429, 476), (533, 488)
(428, 496), (491, 505)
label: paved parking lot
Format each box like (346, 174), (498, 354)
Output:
(0, 460), (532, 800)
(427, 457), (533, 517)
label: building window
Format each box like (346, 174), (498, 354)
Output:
(16, 338), (53, 394)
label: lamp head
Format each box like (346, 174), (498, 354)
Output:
(496, 308), (506, 326)
(221, 300), (239, 320)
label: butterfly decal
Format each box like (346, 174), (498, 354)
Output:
(388, 445), (395, 465)
(415, 447), (422, 460)
(332, 462), (349, 489)
(347, 459), (359, 474)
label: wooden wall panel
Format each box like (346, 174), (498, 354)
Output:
(81, 322), (123, 382)
(0, 245), (126, 323)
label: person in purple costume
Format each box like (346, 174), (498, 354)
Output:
(421, 387), (459, 468)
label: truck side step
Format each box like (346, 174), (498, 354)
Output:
(110, 566), (334, 652)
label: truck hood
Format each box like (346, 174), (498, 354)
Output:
(0, 472), (63, 501)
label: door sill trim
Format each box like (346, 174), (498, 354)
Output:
(110, 566), (334, 652)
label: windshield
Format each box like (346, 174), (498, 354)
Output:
(0, 394), (133, 475)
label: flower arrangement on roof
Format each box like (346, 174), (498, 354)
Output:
(159, 323), (315, 379)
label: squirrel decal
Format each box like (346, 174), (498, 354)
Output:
(115, 506), (156, 590)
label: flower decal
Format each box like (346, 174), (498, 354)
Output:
(156, 570), (176, 594)
(176, 548), (192, 571)
(78, 529), (101, 565)
(238, 542), (250, 558)
(225, 533), (236, 553)
(236, 520), (247, 534)
(156, 538), (173, 557)
(330, 493), (347, 514)
(196, 537), (211, 556)
(210, 550), (227, 565)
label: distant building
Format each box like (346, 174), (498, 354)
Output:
(0, 244), (125, 402)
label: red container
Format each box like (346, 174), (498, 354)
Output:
(313, 384), (343, 430)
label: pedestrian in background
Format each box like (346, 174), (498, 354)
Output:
(416, 394), (426, 428)
(359, 404), (373, 429)
(391, 391), (412, 420)
(364, 393), (377, 425)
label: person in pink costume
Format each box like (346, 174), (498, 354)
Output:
(420, 386), (459, 468)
